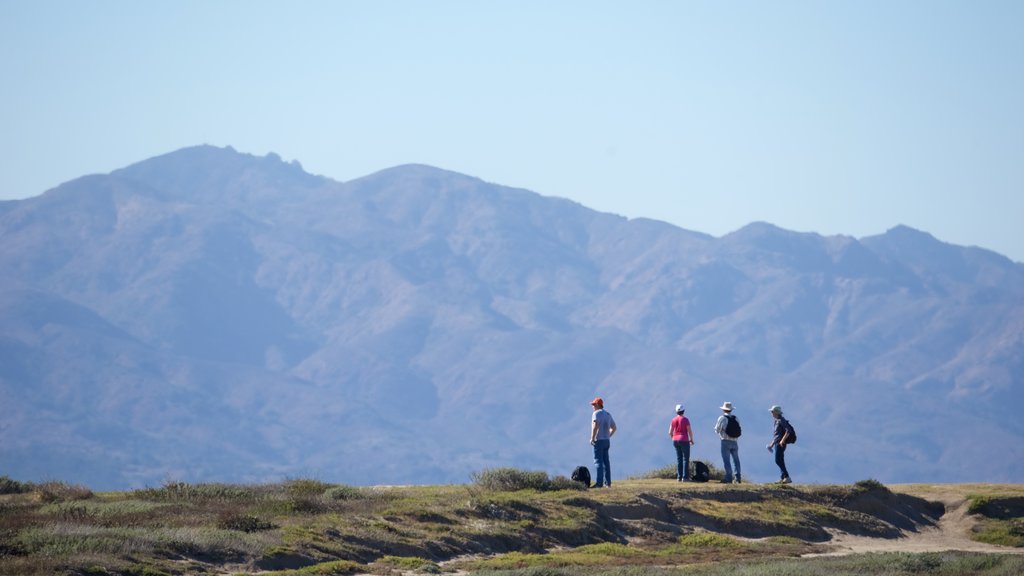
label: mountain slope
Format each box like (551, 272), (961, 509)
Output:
(1, 145), (1022, 488)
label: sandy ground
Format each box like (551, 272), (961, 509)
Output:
(806, 486), (1024, 557)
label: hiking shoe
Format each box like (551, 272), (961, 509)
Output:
(735, 475), (742, 484)
(779, 477), (792, 484)
(720, 478), (733, 484)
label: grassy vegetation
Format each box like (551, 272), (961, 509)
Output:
(463, 552), (1024, 576)
(1, 473), (1021, 575)
(967, 494), (1024, 547)
(628, 461), (726, 481)
(471, 468), (584, 492)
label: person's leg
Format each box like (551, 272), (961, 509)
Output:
(720, 440), (733, 482)
(775, 444), (790, 481)
(731, 443), (741, 482)
(681, 442), (691, 481)
(593, 440), (605, 487)
(674, 441), (685, 480)
(599, 440), (611, 486)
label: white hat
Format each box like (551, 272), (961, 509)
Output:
(720, 401), (734, 412)
(770, 405), (783, 414)
(675, 404), (684, 413)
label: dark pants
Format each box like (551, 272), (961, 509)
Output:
(673, 440), (691, 480)
(593, 439), (611, 487)
(775, 444), (790, 479)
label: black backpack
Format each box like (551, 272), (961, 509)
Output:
(725, 415), (742, 438)
(784, 419), (797, 444)
(571, 466), (591, 488)
(693, 461), (710, 483)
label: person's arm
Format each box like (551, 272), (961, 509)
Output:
(608, 416), (617, 438)
(779, 420), (791, 446)
(687, 422), (694, 445)
(669, 422), (675, 438)
(591, 419), (598, 444)
(768, 419), (783, 450)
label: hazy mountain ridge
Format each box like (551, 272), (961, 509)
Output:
(1, 145), (1022, 489)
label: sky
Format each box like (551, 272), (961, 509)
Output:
(3, 1), (1023, 262)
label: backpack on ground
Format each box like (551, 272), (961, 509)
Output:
(784, 419), (797, 445)
(692, 461), (710, 483)
(724, 415), (742, 438)
(571, 465), (591, 488)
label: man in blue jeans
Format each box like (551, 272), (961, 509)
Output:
(714, 401), (741, 483)
(589, 397), (617, 488)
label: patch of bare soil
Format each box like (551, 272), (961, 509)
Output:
(806, 488), (1024, 557)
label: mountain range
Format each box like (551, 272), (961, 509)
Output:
(2, 145), (1022, 489)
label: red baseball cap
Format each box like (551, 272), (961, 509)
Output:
(590, 397), (604, 408)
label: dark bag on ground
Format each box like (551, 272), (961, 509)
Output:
(571, 466), (591, 488)
(692, 461), (710, 483)
(725, 415), (742, 438)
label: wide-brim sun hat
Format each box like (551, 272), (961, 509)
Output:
(720, 401), (734, 412)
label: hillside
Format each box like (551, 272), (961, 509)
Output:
(1, 475), (1022, 576)
(1, 145), (1023, 488)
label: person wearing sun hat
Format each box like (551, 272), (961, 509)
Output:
(767, 405), (793, 484)
(714, 401), (742, 484)
(589, 397), (617, 488)
(668, 404), (694, 481)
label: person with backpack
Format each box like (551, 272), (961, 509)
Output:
(714, 401), (742, 484)
(589, 397), (617, 488)
(767, 405), (794, 484)
(668, 404), (694, 481)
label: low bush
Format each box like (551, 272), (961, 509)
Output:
(471, 468), (584, 492)
(217, 512), (277, 533)
(324, 484), (362, 501)
(631, 461), (725, 481)
(34, 481), (93, 502)
(137, 481), (256, 502)
(853, 478), (888, 493)
(631, 464), (677, 480)
(0, 475), (33, 495)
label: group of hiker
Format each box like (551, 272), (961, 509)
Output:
(588, 397), (796, 487)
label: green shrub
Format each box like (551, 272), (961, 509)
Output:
(34, 481), (93, 502)
(285, 478), (332, 498)
(632, 461), (726, 481)
(631, 464), (677, 480)
(0, 475), (33, 494)
(137, 481), (255, 502)
(217, 512), (278, 533)
(471, 468), (583, 492)
(853, 478), (889, 493)
(324, 484), (362, 501)
(377, 556), (441, 573)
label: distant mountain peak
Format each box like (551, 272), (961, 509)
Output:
(109, 145), (325, 202)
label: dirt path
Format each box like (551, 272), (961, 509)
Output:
(806, 489), (1023, 557)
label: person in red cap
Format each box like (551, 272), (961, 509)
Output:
(589, 397), (617, 487)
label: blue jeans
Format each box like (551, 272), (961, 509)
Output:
(720, 439), (740, 481)
(673, 440), (691, 480)
(775, 443), (790, 479)
(592, 439), (611, 487)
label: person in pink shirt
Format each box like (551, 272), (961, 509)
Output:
(668, 404), (695, 481)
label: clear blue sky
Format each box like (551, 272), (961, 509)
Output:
(3, 1), (1023, 262)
